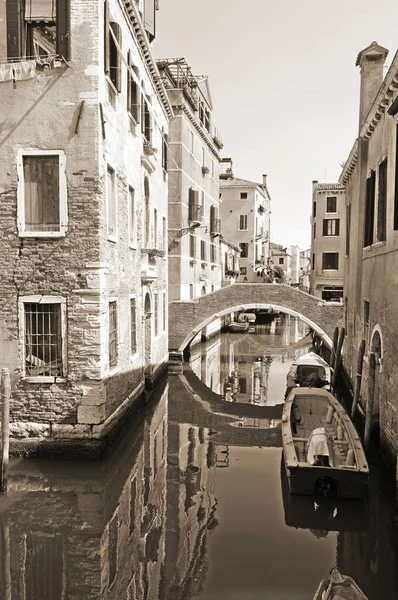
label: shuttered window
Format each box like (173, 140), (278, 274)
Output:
(130, 298), (137, 355)
(109, 22), (122, 92)
(239, 215), (248, 230)
(109, 301), (118, 369)
(377, 158), (387, 242)
(127, 52), (140, 122)
(323, 218), (340, 236)
(107, 166), (117, 239)
(364, 170), (376, 247)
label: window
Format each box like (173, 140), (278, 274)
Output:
(104, 3), (122, 93)
(163, 216), (167, 252)
(154, 208), (158, 248)
(130, 298), (137, 355)
(326, 196), (337, 213)
(141, 93), (152, 142)
(240, 267), (247, 275)
(240, 192), (248, 200)
(210, 243), (216, 263)
(190, 131), (194, 154)
(313, 223), (316, 239)
(313, 201), (317, 217)
(346, 204), (351, 256)
(312, 253), (315, 270)
(162, 131), (168, 171)
(279, 257), (284, 265)
(202, 147), (206, 167)
(109, 300), (118, 369)
(20, 296), (66, 381)
(322, 252), (339, 270)
(364, 170), (376, 247)
(321, 287), (343, 302)
(7, 0), (70, 60)
(127, 52), (140, 122)
(239, 242), (248, 258)
(107, 166), (117, 239)
(239, 215), (248, 230)
(17, 151), (67, 237)
(128, 186), (136, 246)
(154, 294), (158, 336)
(189, 233), (196, 259)
(394, 125), (398, 230)
(323, 219), (340, 236)
(364, 300), (370, 335)
(163, 291), (166, 332)
(188, 188), (201, 223)
(200, 239), (206, 262)
(189, 284), (194, 299)
(377, 158), (387, 242)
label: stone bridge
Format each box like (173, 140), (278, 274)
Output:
(169, 284), (343, 354)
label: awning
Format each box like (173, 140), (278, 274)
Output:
(25, 0), (56, 21)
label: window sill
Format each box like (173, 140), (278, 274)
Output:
(108, 366), (120, 377)
(325, 212), (338, 215)
(22, 376), (67, 384)
(19, 231), (66, 238)
(108, 236), (117, 243)
(363, 241), (386, 252)
(129, 243), (138, 250)
(322, 269), (338, 272)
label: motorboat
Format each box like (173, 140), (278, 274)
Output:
(285, 351), (332, 399)
(282, 387), (369, 498)
(227, 321), (250, 333)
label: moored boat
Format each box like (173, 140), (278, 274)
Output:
(227, 321), (250, 333)
(285, 351), (332, 399)
(282, 387), (369, 498)
(313, 567), (368, 599)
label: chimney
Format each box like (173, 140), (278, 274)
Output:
(356, 41), (388, 130)
(312, 180), (318, 192)
(262, 174), (267, 187)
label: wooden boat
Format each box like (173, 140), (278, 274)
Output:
(227, 321), (250, 333)
(313, 567), (368, 599)
(285, 351), (332, 398)
(282, 387), (369, 498)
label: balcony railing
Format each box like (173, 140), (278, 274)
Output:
(141, 251), (158, 283)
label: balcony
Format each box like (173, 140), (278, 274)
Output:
(141, 139), (157, 173)
(213, 128), (224, 150)
(141, 251), (158, 283)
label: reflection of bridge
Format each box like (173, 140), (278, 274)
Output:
(169, 284), (343, 356)
(168, 369), (282, 448)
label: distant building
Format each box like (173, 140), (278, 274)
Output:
(299, 248), (311, 292)
(310, 182), (346, 302)
(220, 237), (241, 287)
(270, 243), (290, 282)
(156, 58), (224, 301)
(219, 160), (271, 282)
(0, 0), (170, 448)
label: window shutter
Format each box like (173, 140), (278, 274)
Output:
(323, 219), (327, 236)
(110, 22), (122, 92)
(127, 50), (131, 112)
(104, 0), (110, 75)
(144, 0), (156, 40)
(335, 219), (340, 236)
(6, 0), (22, 59)
(56, 0), (71, 60)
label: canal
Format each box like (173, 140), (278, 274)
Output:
(0, 315), (397, 599)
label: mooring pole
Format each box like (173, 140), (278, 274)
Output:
(351, 339), (366, 419)
(365, 352), (377, 446)
(1, 368), (10, 493)
(330, 326), (339, 370)
(331, 327), (345, 393)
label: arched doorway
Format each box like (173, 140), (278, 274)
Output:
(370, 327), (383, 432)
(144, 291), (152, 383)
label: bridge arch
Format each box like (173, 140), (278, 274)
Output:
(168, 284), (343, 355)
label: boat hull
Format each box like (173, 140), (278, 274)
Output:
(227, 322), (249, 333)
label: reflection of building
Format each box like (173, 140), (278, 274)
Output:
(161, 422), (220, 599)
(219, 160), (271, 282)
(310, 182), (345, 302)
(0, 0), (169, 447)
(190, 336), (222, 394)
(0, 384), (168, 599)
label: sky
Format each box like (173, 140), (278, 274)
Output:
(152, 0), (398, 250)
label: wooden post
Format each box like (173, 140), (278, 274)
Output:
(330, 326), (339, 370)
(0, 513), (11, 599)
(331, 327), (345, 392)
(1, 368), (10, 493)
(365, 352), (377, 446)
(351, 339), (366, 419)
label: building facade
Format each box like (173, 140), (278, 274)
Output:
(299, 248), (311, 292)
(156, 58), (224, 302)
(0, 0), (171, 449)
(339, 42), (398, 465)
(310, 182), (346, 302)
(219, 161), (271, 283)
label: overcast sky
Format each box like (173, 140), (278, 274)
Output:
(153, 0), (397, 250)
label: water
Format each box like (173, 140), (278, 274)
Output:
(0, 315), (397, 599)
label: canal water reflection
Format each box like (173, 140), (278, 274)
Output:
(0, 315), (397, 599)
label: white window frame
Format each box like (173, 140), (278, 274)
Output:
(239, 214), (248, 230)
(19, 295), (67, 383)
(17, 149), (67, 238)
(107, 165), (117, 242)
(128, 185), (137, 248)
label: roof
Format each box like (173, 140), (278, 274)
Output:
(314, 183), (345, 191)
(355, 41), (388, 67)
(220, 177), (262, 189)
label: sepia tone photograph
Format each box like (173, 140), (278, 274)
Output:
(0, 0), (398, 598)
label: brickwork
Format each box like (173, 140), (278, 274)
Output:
(168, 283), (343, 351)
(0, 0), (169, 448)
